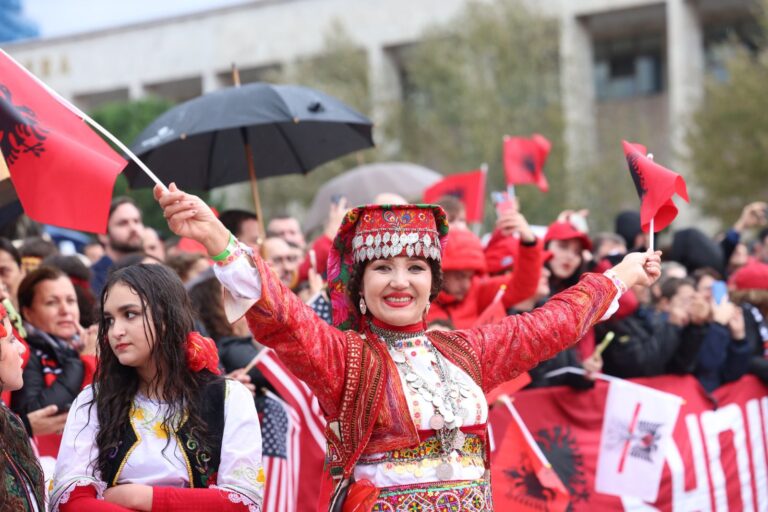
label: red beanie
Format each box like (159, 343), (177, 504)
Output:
(442, 228), (487, 273)
(485, 235), (520, 275)
(730, 260), (768, 290)
(544, 221), (592, 252)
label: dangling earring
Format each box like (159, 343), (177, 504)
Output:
(425, 301), (431, 315)
(359, 297), (367, 315)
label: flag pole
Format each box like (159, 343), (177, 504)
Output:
(647, 153), (655, 251)
(0, 49), (166, 190)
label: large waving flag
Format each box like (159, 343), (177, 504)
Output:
(254, 349), (326, 512)
(595, 378), (682, 502)
(0, 50), (126, 233)
(622, 141), (689, 233)
(423, 168), (486, 223)
(503, 134), (551, 192)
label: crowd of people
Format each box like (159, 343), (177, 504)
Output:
(0, 185), (765, 511)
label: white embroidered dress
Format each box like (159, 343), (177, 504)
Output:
(49, 379), (264, 511)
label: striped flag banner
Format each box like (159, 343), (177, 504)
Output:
(255, 349), (326, 511)
(259, 390), (300, 512)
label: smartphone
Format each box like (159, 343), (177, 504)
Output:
(491, 191), (516, 216)
(712, 280), (728, 305)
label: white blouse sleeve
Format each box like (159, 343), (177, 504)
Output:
(212, 379), (265, 509)
(213, 250), (263, 322)
(48, 386), (107, 510)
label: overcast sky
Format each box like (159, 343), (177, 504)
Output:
(22, 0), (248, 38)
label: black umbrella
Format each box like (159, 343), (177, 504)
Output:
(123, 82), (374, 225)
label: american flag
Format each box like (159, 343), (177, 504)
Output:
(255, 349), (326, 512)
(258, 391), (301, 512)
(307, 292), (333, 325)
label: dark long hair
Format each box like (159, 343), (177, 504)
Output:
(90, 264), (219, 478)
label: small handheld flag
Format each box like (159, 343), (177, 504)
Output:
(503, 134), (551, 193)
(622, 141), (689, 235)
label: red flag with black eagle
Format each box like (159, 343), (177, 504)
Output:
(0, 50), (125, 233)
(503, 134), (551, 192)
(622, 141), (689, 233)
(423, 168), (486, 223)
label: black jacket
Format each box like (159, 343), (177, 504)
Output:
(10, 331), (84, 415)
(596, 308), (682, 378)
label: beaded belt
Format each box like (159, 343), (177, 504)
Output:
(371, 479), (493, 512)
(357, 433), (483, 466)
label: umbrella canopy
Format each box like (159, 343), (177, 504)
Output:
(303, 162), (442, 233)
(123, 82), (374, 189)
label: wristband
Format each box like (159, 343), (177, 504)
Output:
(603, 269), (628, 296)
(211, 232), (236, 262)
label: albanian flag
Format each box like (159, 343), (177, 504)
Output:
(423, 168), (486, 223)
(622, 141), (689, 233)
(503, 134), (550, 192)
(0, 50), (126, 233)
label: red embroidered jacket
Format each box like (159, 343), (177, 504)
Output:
(243, 254), (617, 464)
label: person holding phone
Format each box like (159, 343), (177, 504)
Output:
(430, 197), (543, 329)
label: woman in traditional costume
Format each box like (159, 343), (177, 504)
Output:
(0, 303), (46, 511)
(156, 184), (661, 511)
(49, 264), (264, 511)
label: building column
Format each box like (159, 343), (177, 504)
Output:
(367, 44), (402, 156)
(201, 69), (220, 93)
(559, 11), (598, 201)
(667, 0), (704, 224)
(128, 81), (145, 101)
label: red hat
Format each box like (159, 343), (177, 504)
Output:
(544, 221), (592, 252)
(730, 260), (768, 291)
(328, 204), (449, 330)
(485, 235), (519, 274)
(441, 228), (486, 273)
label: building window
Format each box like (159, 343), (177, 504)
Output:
(594, 35), (664, 101)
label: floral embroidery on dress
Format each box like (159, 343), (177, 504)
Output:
(130, 404), (177, 440)
(231, 465), (263, 487)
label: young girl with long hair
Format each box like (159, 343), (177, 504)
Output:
(49, 264), (264, 511)
(0, 303), (46, 511)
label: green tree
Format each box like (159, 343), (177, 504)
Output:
(89, 97), (216, 235)
(686, 2), (768, 225)
(386, 0), (565, 228)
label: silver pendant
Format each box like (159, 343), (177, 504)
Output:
(443, 411), (455, 424)
(436, 462), (454, 480)
(391, 352), (406, 363)
(453, 431), (466, 450)
(432, 396), (444, 407)
(429, 414), (445, 430)
(405, 373), (418, 382)
(420, 390), (433, 401)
